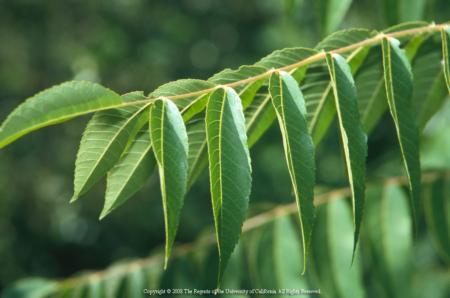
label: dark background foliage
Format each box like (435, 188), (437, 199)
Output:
(0, 0), (449, 291)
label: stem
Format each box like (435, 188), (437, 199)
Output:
(119, 23), (446, 107)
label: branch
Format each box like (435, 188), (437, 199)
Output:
(57, 169), (449, 287)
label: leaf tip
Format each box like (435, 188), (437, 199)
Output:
(163, 255), (169, 270)
(300, 253), (307, 275)
(98, 209), (110, 220)
(350, 245), (357, 267)
(300, 268), (306, 276)
(69, 195), (79, 203)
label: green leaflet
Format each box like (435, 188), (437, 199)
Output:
(442, 26), (450, 93)
(326, 53), (367, 254)
(2, 278), (58, 298)
(364, 185), (413, 298)
(182, 66), (265, 123)
(312, 199), (365, 298)
(269, 71), (315, 273)
(424, 177), (450, 261)
(382, 37), (421, 230)
(220, 245), (246, 295)
(195, 240), (246, 292)
(411, 40), (449, 129)
(411, 270), (450, 298)
(150, 98), (189, 267)
(181, 94), (209, 122)
(309, 29), (372, 144)
(184, 118), (211, 190)
(355, 48), (388, 133)
(255, 47), (318, 82)
(243, 49), (312, 149)
(101, 130), (156, 218)
(186, 92), (276, 189)
(72, 104), (149, 202)
(381, 0), (426, 25)
(186, 119), (208, 188)
(246, 94), (277, 148)
(248, 216), (309, 295)
(86, 278), (101, 298)
(184, 65), (268, 184)
(315, 0), (353, 36)
(357, 34), (425, 134)
(383, 21), (429, 33)
(142, 260), (164, 289)
(0, 81), (125, 148)
(183, 67), (267, 187)
(316, 29), (373, 53)
(102, 270), (125, 298)
(149, 79), (216, 109)
(256, 48), (317, 69)
(162, 258), (200, 290)
(209, 65), (267, 109)
(205, 87), (252, 284)
(303, 66), (337, 144)
(118, 268), (144, 298)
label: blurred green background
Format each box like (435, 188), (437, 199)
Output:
(0, 0), (449, 294)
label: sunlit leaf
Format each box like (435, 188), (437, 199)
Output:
(0, 81), (125, 148)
